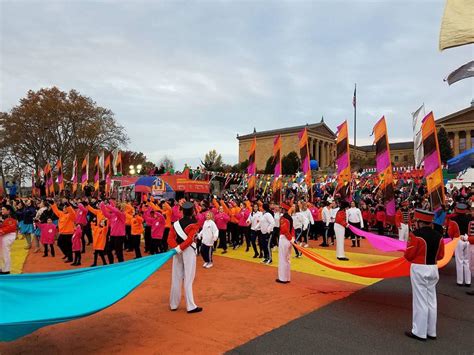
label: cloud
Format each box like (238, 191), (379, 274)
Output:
(1, 0), (472, 169)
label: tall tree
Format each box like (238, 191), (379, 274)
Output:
(437, 127), (453, 163)
(0, 87), (129, 176)
(201, 149), (224, 171)
(282, 151), (300, 174)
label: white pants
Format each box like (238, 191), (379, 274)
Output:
(410, 264), (439, 339)
(455, 239), (471, 285)
(470, 244), (474, 274)
(170, 247), (198, 311)
(278, 235), (291, 282)
(334, 223), (346, 258)
(398, 223), (409, 242)
(0, 232), (16, 272)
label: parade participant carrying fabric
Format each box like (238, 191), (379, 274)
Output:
(451, 203), (472, 287)
(347, 201), (364, 247)
(52, 202), (76, 263)
(292, 204), (308, 258)
(396, 201), (410, 242)
(197, 212), (219, 269)
(260, 203), (275, 264)
(334, 201), (349, 261)
(276, 203), (295, 284)
(167, 201), (202, 313)
(300, 201), (314, 248)
(404, 209), (445, 341)
(0, 206), (17, 275)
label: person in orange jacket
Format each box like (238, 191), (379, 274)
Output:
(52, 201), (76, 263)
(130, 210), (144, 259)
(90, 218), (108, 266)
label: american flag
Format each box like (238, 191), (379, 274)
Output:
(352, 84), (356, 108)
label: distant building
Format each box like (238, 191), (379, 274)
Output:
(237, 104), (474, 171)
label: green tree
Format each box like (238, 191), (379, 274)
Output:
(159, 156), (174, 172)
(201, 149), (224, 171)
(231, 160), (249, 173)
(437, 127), (453, 163)
(282, 151), (300, 174)
(0, 87), (129, 175)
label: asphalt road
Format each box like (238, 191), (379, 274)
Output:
(229, 260), (474, 355)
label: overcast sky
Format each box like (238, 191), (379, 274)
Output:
(1, 0), (472, 169)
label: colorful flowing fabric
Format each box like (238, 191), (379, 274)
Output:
(0, 250), (175, 342)
(247, 137), (257, 199)
(421, 112), (445, 211)
(104, 154), (111, 196)
(373, 117), (395, 216)
(348, 225), (451, 253)
(335, 121), (351, 201)
(293, 238), (458, 279)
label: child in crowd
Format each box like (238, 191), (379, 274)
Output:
(198, 212), (219, 269)
(71, 224), (83, 266)
(36, 218), (56, 257)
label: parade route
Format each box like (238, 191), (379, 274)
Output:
(230, 260), (474, 354)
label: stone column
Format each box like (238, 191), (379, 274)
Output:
(453, 131), (460, 156)
(467, 130), (472, 150)
(315, 139), (320, 164)
(320, 141), (325, 168)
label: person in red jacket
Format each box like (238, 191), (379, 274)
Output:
(167, 201), (202, 314)
(375, 205), (386, 236)
(404, 209), (445, 341)
(0, 205), (17, 275)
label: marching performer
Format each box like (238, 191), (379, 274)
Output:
(395, 201), (410, 242)
(276, 203), (294, 284)
(451, 203), (472, 287)
(404, 209), (445, 341)
(0, 206), (17, 275)
(167, 201), (202, 313)
(334, 201), (349, 261)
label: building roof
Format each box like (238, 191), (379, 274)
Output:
(354, 141), (414, 152)
(435, 105), (474, 124)
(238, 122), (335, 140)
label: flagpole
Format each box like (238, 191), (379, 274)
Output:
(353, 83), (357, 147)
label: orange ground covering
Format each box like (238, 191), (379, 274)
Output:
(0, 240), (371, 354)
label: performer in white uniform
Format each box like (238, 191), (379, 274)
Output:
(0, 206), (17, 275)
(404, 209), (445, 341)
(334, 201), (349, 261)
(167, 202), (202, 313)
(451, 203), (472, 287)
(276, 203), (294, 284)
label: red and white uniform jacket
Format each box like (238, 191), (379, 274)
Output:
(404, 226), (445, 265)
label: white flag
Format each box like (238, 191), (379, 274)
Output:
(112, 149), (119, 175)
(99, 151), (105, 179)
(412, 104), (425, 169)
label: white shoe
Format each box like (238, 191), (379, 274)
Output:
(303, 244), (309, 248)
(202, 262), (208, 268)
(205, 263), (213, 268)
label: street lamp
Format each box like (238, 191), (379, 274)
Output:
(136, 164), (142, 174)
(129, 165), (135, 175)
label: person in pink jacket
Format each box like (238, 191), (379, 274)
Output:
(214, 206), (230, 254)
(36, 217), (56, 257)
(144, 209), (166, 254)
(100, 201), (126, 263)
(237, 203), (251, 251)
(71, 224), (83, 266)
